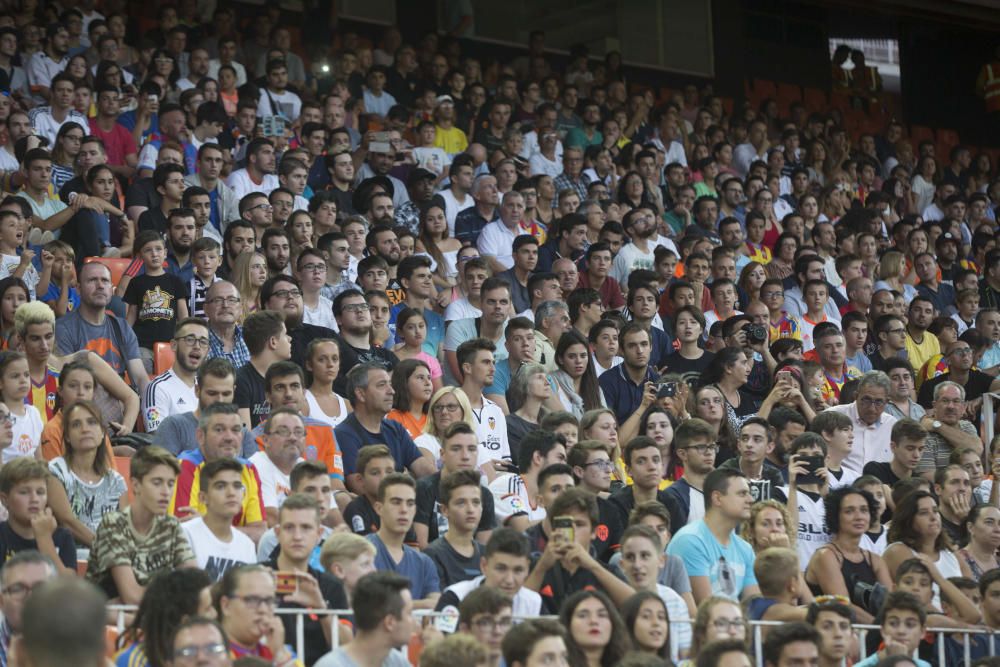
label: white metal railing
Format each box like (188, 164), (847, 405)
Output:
(107, 605), (1000, 665)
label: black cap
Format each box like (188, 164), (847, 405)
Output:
(936, 232), (959, 246)
(407, 168), (436, 185)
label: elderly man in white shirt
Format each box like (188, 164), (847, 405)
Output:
(478, 190), (531, 274)
(829, 370), (898, 474)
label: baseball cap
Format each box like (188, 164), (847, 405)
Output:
(435, 94), (454, 108)
(936, 232), (959, 246)
(407, 168), (436, 185)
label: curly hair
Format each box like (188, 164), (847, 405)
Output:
(740, 499), (796, 551)
(824, 486), (878, 536)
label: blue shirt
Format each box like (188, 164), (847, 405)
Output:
(847, 350), (873, 373)
(42, 281), (79, 311)
(389, 305), (444, 357)
(333, 414), (422, 477)
(166, 251), (194, 283)
(598, 363), (658, 425)
(367, 533), (440, 599)
(208, 325), (250, 369)
(666, 519), (758, 600)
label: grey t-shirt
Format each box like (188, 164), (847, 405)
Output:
(152, 411), (258, 458)
(49, 457), (127, 534)
(315, 648), (410, 667)
(55, 310), (141, 374)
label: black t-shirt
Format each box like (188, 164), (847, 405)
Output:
(125, 177), (159, 212)
(137, 207), (169, 235)
(234, 363), (269, 429)
(862, 461), (901, 488)
(265, 560), (348, 667)
(0, 521), (76, 569)
(343, 495), (417, 543)
(414, 471), (497, 543)
(289, 322), (338, 370)
(661, 350), (715, 387)
(122, 272), (189, 348)
(423, 537), (483, 588)
(538, 560), (614, 615)
(331, 334), (399, 395)
(917, 370), (994, 408)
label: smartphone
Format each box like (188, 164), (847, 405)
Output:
(798, 455), (825, 485)
(372, 131), (392, 142)
(275, 572), (297, 595)
(551, 516), (574, 545)
(776, 370), (793, 385)
(369, 141), (391, 153)
(261, 115), (285, 137)
(657, 381), (677, 398)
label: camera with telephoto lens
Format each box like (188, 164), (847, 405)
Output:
(746, 324), (768, 345)
(852, 580), (889, 614)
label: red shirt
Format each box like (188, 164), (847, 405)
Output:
(88, 118), (138, 167)
(577, 272), (625, 310)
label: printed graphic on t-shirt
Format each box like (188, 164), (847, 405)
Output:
(140, 286), (176, 321)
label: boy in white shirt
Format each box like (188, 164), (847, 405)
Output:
(800, 280), (839, 352)
(182, 458), (257, 581)
(0, 210), (39, 299)
(810, 411), (860, 489)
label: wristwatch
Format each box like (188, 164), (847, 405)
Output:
(932, 420), (942, 429)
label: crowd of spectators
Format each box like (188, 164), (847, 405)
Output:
(0, 3), (999, 667)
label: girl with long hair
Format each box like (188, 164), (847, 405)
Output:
(549, 329), (605, 418)
(50, 122), (84, 191)
(580, 408), (626, 486)
(231, 251), (267, 323)
(386, 358), (434, 439)
(765, 233), (798, 281)
(737, 261), (766, 310)
(680, 596), (747, 667)
(699, 347), (756, 433)
(560, 589), (633, 667)
(415, 203), (461, 290)
(638, 406), (679, 483)
(303, 338), (351, 429)
(958, 504), (1000, 582)
(741, 499), (797, 553)
(505, 362), (552, 463)
(48, 400), (126, 546)
(0, 278), (28, 348)
(688, 384), (737, 461)
(391, 308), (443, 390)
(621, 591), (675, 665)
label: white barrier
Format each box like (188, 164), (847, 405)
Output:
(107, 605), (1000, 666)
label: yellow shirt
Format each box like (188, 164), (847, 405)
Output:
(434, 125), (469, 155)
(905, 331), (941, 375)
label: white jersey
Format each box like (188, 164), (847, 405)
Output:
(249, 451), (303, 509)
(5, 405), (42, 463)
(438, 188), (474, 236)
(489, 473), (545, 526)
(182, 517), (257, 582)
(225, 168), (279, 201)
(471, 396), (509, 466)
(777, 486), (828, 571)
(142, 369), (196, 432)
(827, 467), (861, 490)
(860, 527), (888, 555)
(440, 574), (542, 619)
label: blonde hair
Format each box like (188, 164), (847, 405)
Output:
(740, 499), (797, 550)
(691, 596), (746, 656)
(423, 387), (476, 438)
(878, 250), (904, 282)
(319, 532), (376, 572)
(230, 250), (265, 322)
(14, 301), (55, 338)
(753, 547), (801, 596)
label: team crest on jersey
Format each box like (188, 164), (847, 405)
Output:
(46, 391), (56, 413)
(488, 416), (495, 430)
(351, 515), (365, 533)
(507, 496), (524, 512)
(305, 445), (318, 460)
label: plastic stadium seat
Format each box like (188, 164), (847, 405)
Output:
(803, 87), (827, 112)
(752, 78), (777, 99)
(153, 342), (174, 376)
(937, 129), (961, 159)
(83, 257), (130, 289)
(775, 82), (802, 113)
(719, 96), (734, 115)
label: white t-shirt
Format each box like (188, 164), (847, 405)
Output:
(303, 296), (338, 330)
(304, 390), (349, 430)
(443, 298), (481, 322)
(142, 369), (196, 432)
(611, 242), (655, 285)
(225, 169), (279, 202)
(5, 405), (43, 463)
(249, 451), (302, 510)
(489, 473), (545, 526)
(0, 254), (39, 300)
(414, 433), (441, 463)
(438, 188), (473, 236)
(182, 516), (257, 582)
(777, 486), (828, 572)
(477, 221), (527, 270)
(471, 396), (509, 466)
(656, 584), (693, 663)
(529, 152), (562, 178)
(413, 147), (451, 176)
(257, 88), (302, 123)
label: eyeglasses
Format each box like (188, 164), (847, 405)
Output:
(761, 291), (783, 298)
(885, 328), (905, 335)
(433, 403), (461, 413)
(584, 460), (614, 471)
(207, 297), (240, 306)
(950, 348), (973, 356)
(272, 289), (302, 299)
(2, 582), (39, 599)
(458, 254), (480, 263)
(712, 618), (746, 631)
(301, 263), (326, 272)
(270, 427), (307, 439)
(0, 412), (12, 426)
(473, 616), (514, 631)
(249, 203), (273, 212)
(682, 443), (719, 454)
(175, 335), (210, 348)
(858, 397), (887, 408)
(230, 594), (277, 609)
(342, 303), (370, 313)
(174, 643), (228, 660)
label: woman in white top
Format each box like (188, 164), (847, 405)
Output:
(883, 490), (972, 610)
(47, 400), (127, 548)
(415, 387), (475, 464)
(298, 247), (338, 331)
(416, 203), (462, 291)
(911, 155), (938, 214)
(304, 338), (350, 429)
(548, 330), (606, 419)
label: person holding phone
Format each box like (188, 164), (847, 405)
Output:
(718, 417), (784, 502)
(773, 432), (831, 571)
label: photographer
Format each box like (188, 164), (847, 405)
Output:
(722, 313), (776, 399)
(718, 417), (784, 501)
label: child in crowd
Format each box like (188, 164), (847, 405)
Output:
(343, 445), (416, 542)
(188, 236), (221, 318)
(0, 210), (40, 300)
(853, 591), (930, 667)
(0, 351), (42, 461)
(182, 458), (257, 581)
(319, 532), (378, 607)
(747, 546), (809, 631)
(257, 460), (336, 567)
(811, 410), (859, 488)
(863, 418), (927, 511)
(854, 475), (890, 554)
(39, 240), (78, 316)
(0, 457), (76, 571)
(124, 230), (190, 373)
(423, 469), (485, 587)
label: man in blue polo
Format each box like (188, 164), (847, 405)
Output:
(599, 322), (658, 426)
